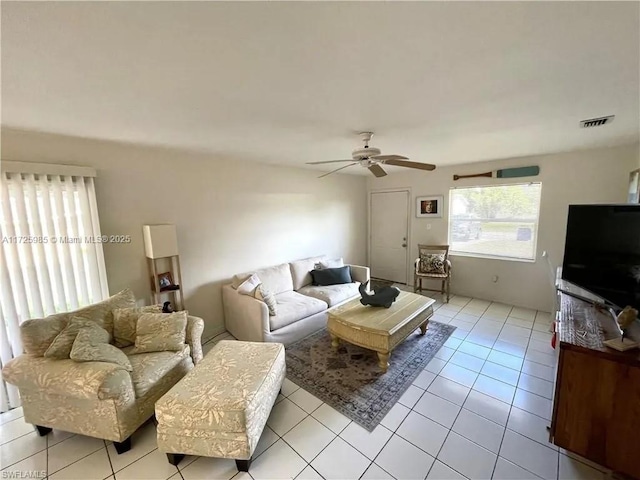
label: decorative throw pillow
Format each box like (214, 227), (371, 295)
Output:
(237, 273), (262, 295)
(132, 311), (187, 354)
(254, 284), (277, 316)
(231, 274), (251, 289)
(70, 326), (132, 371)
(315, 258), (345, 269)
(420, 253), (446, 274)
(113, 305), (163, 348)
(44, 316), (104, 359)
(310, 266), (353, 286)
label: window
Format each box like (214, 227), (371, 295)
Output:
(1, 165), (108, 412)
(448, 183), (542, 261)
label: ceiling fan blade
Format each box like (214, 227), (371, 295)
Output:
(371, 154), (409, 161)
(368, 164), (387, 178)
(318, 162), (358, 178)
(306, 159), (354, 165)
(384, 159), (436, 171)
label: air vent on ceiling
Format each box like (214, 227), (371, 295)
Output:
(580, 115), (615, 128)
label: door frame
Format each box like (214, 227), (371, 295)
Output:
(368, 187), (412, 285)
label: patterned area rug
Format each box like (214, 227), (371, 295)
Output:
(285, 321), (455, 431)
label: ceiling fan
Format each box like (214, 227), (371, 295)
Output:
(306, 132), (436, 178)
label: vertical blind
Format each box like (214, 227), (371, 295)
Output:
(0, 169), (108, 412)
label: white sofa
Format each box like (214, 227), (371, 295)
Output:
(222, 256), (370, 345)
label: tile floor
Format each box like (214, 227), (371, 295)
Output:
(1, 294), (616, 480)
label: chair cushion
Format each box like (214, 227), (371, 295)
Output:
(20, 289), (136, 356)
(289, 256), (326, 290)
(132, 312), (187, 354)
(233, 263), (293, 295)
(297, 282), (360, 307)
(113, 304), (163, 348)
(125, 345), (190, 398)
(269, 291), (327, 331)
(70, 326), (133, 372)
(419, 253), (446, 274)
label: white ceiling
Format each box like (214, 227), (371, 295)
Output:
(2, 2), (639, 175)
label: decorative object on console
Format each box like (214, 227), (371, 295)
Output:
(143, 224), (185, 310)
(604, 306), (640, 351)
(453, 165), (540, 181)
(416, 195), (443, 218)
(629, 168), (640, 203)
(358, 280), (400, 308)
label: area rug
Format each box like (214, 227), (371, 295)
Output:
(285, 321), (456, 431)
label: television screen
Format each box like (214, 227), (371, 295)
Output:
(562, 204), (640, 310)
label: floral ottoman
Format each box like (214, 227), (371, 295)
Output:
(155, 340), (285, 472)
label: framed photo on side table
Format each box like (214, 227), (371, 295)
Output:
(416, 195), (444, 218)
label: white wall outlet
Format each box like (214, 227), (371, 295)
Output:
(492, 275), (499, 283)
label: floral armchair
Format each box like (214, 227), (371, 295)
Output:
(1, 289), (204, 454)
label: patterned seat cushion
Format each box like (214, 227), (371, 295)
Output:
(156, 341), (285, 435)
(125, 345), (191, 398)
(419, 253), (447, 274)
(297, 282), (360, 307)
(269, 291), (328, 331)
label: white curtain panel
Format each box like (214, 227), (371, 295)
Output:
(0, 172), (109, 412)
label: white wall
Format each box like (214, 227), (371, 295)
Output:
(368, 143), (640, 312)
(1, 128), (368, 340)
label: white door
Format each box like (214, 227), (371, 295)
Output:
(370, 190), (409, 283)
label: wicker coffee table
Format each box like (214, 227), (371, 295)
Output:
(327, 291), (435, 372)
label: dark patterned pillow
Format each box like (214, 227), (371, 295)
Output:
(419, 253), (446, 274)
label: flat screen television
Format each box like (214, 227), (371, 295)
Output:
(562, 204), (640, 311)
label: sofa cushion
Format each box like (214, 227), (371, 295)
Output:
(20, 289), (136, 356)
(233, 263), (293, 295)
(297, 282), (360, 307)
(269, 291), (327, 331)
(289, 256), (326, 290)
(133, 312), (188, 354)
(310, 266), (353, 286)
(70, 326), (133, 372)
(125, 345), (190, 398)
(113, 304), (163, 348)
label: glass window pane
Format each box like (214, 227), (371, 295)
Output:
(449, 183), (542, 261)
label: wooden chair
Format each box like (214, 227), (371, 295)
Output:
(414, 244), (451, 303)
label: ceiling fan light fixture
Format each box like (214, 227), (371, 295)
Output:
(306, 131), (436, 178)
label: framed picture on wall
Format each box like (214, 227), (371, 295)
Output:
(628, 169), (640, 204)
(416, 195), (444, 218)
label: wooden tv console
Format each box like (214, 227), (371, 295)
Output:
(550, 289), (640, 479)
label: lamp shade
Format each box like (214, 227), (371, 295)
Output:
(143, 225), (179, 259)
